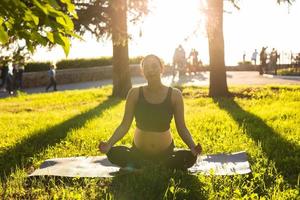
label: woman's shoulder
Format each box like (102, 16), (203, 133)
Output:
(170, 87), (182, 96)
(126, 87), (141, 101)
(170, 87), (183, 104)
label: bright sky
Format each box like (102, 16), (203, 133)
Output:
(32, 0), (300, 66)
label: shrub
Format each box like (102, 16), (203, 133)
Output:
(238, 61), (252, 66)
(25, 62), (51, 72)
(129, 56), (143, 65)
(24, 57), (143, 72)
(56, 57), (113, 70)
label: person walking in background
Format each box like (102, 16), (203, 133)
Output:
(251, 49), (258, 65)
(46, 64), (57, 92)
(270, 48), (279, 75)
(173, 45), (186, 78)
(243, 52), (246, 64)
(0, 57), (5, 89)
(0, 56), (9, 91)
(15, 56), (25, 90)
(259, 47), (268, 75)
(6, 60), (15, 95)
(187, 48), (199, 73)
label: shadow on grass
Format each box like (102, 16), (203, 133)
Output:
(0, 97), (121, 179)
(214, 98), (300, 186)
(22, 170), (208, 199)
(109, 168), (208, 200)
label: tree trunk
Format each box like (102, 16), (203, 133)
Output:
(207, 0), (229, 97)
(111, 0), (132, 98)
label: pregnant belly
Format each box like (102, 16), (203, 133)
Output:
(133, 128), (173, 154)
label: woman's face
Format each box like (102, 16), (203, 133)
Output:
(142, 56), (162, 81)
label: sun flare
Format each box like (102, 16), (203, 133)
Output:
(31, 0), (300, 66)
(129, 0), (208, 64)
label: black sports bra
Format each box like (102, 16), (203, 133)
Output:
(134, 87), (173, 132)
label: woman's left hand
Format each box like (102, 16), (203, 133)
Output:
(191, 143), (202, 156)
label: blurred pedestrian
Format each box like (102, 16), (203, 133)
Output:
(251, 49), (258, 65)
(173, 44), (186, 77)
(259, 47), (268, 75)
(46, 64), (57, 92)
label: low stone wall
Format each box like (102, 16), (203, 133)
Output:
(22, 64), (258, 88)
(23, 64), (142, 88)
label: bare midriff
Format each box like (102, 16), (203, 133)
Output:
(133, 127), (173, 154)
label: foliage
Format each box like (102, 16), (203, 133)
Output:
(237, 61), (252, 66)
(56, 57), (113, 70)
(0, 0), (78, 55)
(25, 61), (52, 72)
(0, 86), (299, 199)
(73, 0), (148, 39)
(24, 56), (142, 72)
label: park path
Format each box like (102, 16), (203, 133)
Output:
(0, 71), (299, 98)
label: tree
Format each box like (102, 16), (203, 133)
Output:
(206, 0), (294, 97)
(207, 0), (229, 97)
(110, 0), (131, 98)
(73, 0), (148, 98)
(0, 0), (77, 55)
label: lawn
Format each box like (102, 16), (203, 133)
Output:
(0, 86), (299, 199)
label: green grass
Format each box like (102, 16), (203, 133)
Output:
(0, 86), (299, 199)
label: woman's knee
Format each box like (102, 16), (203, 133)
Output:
(173, 150), (197, 169)
(107, 146), (131, 165)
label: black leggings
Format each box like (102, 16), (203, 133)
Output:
(107, 142), (197, 170)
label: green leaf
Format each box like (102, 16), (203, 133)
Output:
(31, 14), (39, 26)
(53, 32), (71, 55)
(27, 41), (34, 53)
(48, 0), (60, 9)
(24, 11), (39, 25)
(60, 0), (77, 18)
(32, 0), (49, 15)
(53, 32), (64, 46)
(62, 15), (74, 30)
(66, 2), (75, 13)
(31, 31), (47, 46)
(47, 32), (54, 43)
(56, 16), (66, 26)
(61, 35), (70, 56)
(4, 21), (13, 30)
(69, 32), (82, 40)
(0, 25), (9, 44)
(169, 186), (175, 194)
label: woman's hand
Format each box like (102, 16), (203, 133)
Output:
(98, 141), (112, 154)
(191, 143), (202, 156)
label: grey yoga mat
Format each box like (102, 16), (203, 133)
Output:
(29, 151), (251, 178)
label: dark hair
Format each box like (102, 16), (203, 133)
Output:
(140, 54), (163, 69)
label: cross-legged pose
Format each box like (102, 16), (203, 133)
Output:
(99, 54), (202, 170)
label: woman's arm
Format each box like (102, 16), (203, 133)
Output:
(172, 88), (202, 155)
(99, 88), (138, 153)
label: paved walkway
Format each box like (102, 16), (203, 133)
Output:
(1, 71), (299, 98)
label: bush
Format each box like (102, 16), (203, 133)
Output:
(129, 56), (143, 65)
(24, 57), (143, 72)
(238, 61), (252, 66)
(25, 62), (51, 72)
(56, 57), (113, 70)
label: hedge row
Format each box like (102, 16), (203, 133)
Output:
(25, 56), (143, 72)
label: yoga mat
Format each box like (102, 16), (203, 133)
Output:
(29, 151), (251, 178)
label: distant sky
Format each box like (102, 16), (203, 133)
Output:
(32, 0), (300, 65)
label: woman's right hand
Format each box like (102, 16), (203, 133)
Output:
(191, 143), (202, 156)
(98, 141), (112, 154)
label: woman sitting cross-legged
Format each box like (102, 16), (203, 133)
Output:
(99, 54), (202, 170)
